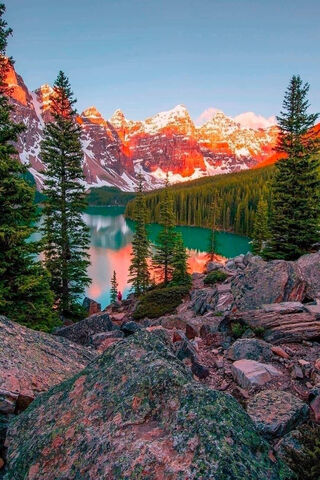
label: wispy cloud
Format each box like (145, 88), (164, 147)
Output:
(233, 112), (277, 129)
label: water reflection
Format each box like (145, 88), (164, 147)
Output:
(85, 207), (251, 309)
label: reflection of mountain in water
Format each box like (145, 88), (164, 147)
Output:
(83, 212), (134, 250)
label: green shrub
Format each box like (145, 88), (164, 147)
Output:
(284, 423), (320, 480)
(204, 270), (228, 285)
(252, 326), (265, 338)
(133, 285), (190, 320)
(231, 322), (247, 339)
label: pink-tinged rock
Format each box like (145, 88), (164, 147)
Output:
(0, 316), (97, 414)
(271, 346), (290, 359)
(82, 297), (101, 316)
(231, 359), (283, 389)
(310, 395), (320, 423)
(247, 390), (309, 438)
(4, 330), (288, 479)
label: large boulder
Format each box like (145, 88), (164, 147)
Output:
(0, 316), (96, 414)
(231, 258), (307, 311)
(82, 297), (101, 316)
(231, 359), (283, 389)
(228, 308), (320, 344)
(4, 330), (289, 480)
(54, 312), (114, 346)
(227, 338), (273, 362)
(247, 390), (309, 439)
(297, 252), (320, 300)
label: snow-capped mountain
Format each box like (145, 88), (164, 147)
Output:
(8, 63), (280, 191)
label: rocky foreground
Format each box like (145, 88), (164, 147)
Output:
(2, 252), (320, 478)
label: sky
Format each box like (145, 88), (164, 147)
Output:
(6, 0), (320, 124)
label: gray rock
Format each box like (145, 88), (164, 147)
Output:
(55, 312), (114, 346)
(121, 321), (142, 336)
(275, 429), (303, 461)
(247, 390), (309, 439)
(90, 330), (124, 349)
(227, 338), (273, 362)
(231, 359), (283, 389)
(262, 302), (306, 314)
(206, 261), (222, 272)
(82, 297), (101, 315)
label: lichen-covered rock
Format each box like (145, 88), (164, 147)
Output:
(227, 338), (273, 362)
(4, 330), (289, 480)
(0, 316), (96, 414)
(247, 390), (309, 439)
(54, 312), (114, 346)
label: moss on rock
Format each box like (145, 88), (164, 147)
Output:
(5, 330), (291, 479)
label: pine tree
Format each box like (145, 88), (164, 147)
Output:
(207, 194), (220, 261)
(252, 197), (270, 255)
(110, 270), (118, 303)
(265, 75), (320, 260)
(41, 71), (90, 316)
(129, 176), (150, 295)
(0, 4), (56, 331)
(172, 233), (191, 286)
(153, 175), (177, 285)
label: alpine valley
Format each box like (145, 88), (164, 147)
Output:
(8, 63), (281, 191)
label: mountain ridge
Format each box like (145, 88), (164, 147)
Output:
(8, 63), (283, 191)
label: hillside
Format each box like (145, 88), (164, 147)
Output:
(125, 166), (273, 237)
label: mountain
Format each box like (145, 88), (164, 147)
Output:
(8, 63), (281, 191)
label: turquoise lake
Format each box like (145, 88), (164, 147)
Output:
(84, 206), (251, 308)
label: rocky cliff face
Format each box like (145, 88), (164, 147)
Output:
(8, 63), (282, 191)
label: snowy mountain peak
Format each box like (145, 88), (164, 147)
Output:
(82, 106), (103, 119)
(109, 109), (127, 128)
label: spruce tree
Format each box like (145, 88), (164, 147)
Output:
(41, 71), (90, 316)
(129, 176), (150, 295)
(172, 233), (191, 286)
(110, 270), (118, 304)
(0, 3), (56, 331)
(252, 197), (270, 255)
(153, 175), (177, 285)
(207, 194), (220, 261)
(266, 75), (320, 260)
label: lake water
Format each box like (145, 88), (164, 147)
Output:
(84, 206), (251, 308)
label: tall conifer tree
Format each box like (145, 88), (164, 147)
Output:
(129, 176), (150, 295)
(172, 233), (191, 286)
(207, 193), (220, 261)
(153, 175), (177, 285)
(0, 3), (55, 330)
(110, 270), (118, 303)
(266, 75), (320, 260)
(252, 197), (269, 255)
(41, 71), (90, 316)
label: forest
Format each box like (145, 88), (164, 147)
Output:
(125, 166), (273, 237)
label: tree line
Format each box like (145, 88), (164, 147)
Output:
(0, 4), (89, 329)
(125, 166), (274, 237)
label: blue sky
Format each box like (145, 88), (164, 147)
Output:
(6, 0), (320, 122)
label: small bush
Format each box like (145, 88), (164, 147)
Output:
(204, 270), (228, 285)
(284, 423), (320, 480)
(231, 322), (247, 339)
(133, 285), (190, 320)
(252, 326), (265, 338)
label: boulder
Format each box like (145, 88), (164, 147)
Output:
(231, 359), (283, 389)
(228, 309), (320, 344)
(82, 297), (101, 315)
(231, 258), (307, 311)
(297, 252), (320, 300)
(4, 330), (289, 480)
(120, 320), (142, 336)
(90, 331), (124, 352)
(0, 316), (96, 415)
(206, 261), (222, 272)
(227, 338), (273, 362)
(275, 429), (303, 461)
(54, 312), (114, 346)
(247, 390), (309, 439)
